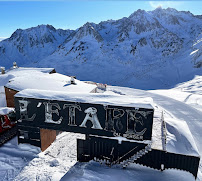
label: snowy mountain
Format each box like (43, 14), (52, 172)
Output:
(0, 25), (73, 68)
(0, 8), (202, 89)
(191, 33), (202, 68)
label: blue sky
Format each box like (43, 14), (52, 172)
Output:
(0, 1), (202, 38)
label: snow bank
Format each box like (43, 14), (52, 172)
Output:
(149, 89), (190, 102)
(149, 80), (202, 112)
(14, 132), (84, 181)
(7, 67), (55, 74)
(61, 161), (195, 181)
(174, 75), (202, 95)
(107, 87), (201, 156)
(164, 111), (199, 157)
(0, 107), (14, 115)
(0, 137), (40, 180)
(15, 89), (153, 109)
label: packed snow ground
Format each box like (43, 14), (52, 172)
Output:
(0, 138), (40, 181)
(0, 86), (201, 180)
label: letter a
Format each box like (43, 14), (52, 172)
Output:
(80, 107), (102, 130)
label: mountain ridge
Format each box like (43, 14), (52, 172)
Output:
(0, 8), (201, 89)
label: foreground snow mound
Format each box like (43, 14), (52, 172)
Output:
(164, 112), (199, 156)
(14, 132), (85, 181)
(0, 137), (40, 180)
(61, 161), (195, 181)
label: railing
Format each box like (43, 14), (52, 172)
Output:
(77, 135), (200, 179)
(161, 111), (167, 151)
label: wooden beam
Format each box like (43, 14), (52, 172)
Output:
(40, 128), (56, 151)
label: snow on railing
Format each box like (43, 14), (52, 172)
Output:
(92, 142), (152, 168)
(120, 143), (152, 167)
(161, 111), (167, 151)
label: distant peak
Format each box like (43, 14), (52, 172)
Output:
(83, 22), (94, 28)
(156, 6), (162, 10)
(129, 9), (146, 18)
(152, 7), (177, 13)
(35, 24), (56, 31)
(10, 29), (23, 38)
(75, 22), (103, 42)
(136, 9), (146, 13)
(8, 24), (61, 41)
(166, 7), (178, 12)
(151, 7), (195, 21)
(79, 22), (96, 32)
(152, 7), (193, 16)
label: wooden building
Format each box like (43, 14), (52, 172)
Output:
(4, 86), (18, 108)
(4, 67), (56, 108)
(3, 67), (96, 151)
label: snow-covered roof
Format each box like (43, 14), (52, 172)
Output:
(8, 67), (55, 74)
(4, 67), (96, 93)
(15, 89), (154, 109)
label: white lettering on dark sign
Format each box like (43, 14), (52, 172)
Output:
(19, 100), (36, 122)
(80, 107), (102, 130)
(126, 110), (147, 136)
(44, 102), (63, 124)
(104, 106), (124, 132)
(63, 104), (81, 126)
(18, 100), (151, 140)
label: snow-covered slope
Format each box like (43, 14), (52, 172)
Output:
(0, 8), (202, 89)
(191, 33), (202, 68)
(149, 75), (202, 112)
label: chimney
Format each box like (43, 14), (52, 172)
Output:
(70, 76), (76, 85)
(13, 62), (18, 69)
(1, 67), (5, 74)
